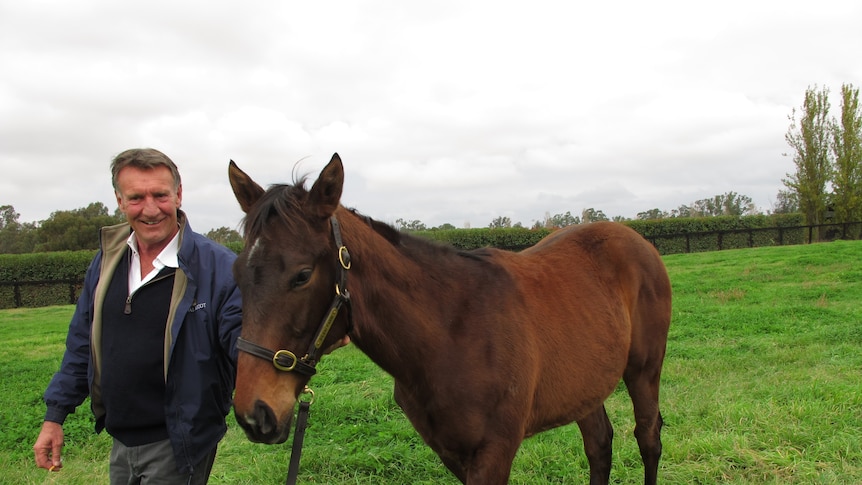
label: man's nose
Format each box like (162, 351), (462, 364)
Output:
(141, 197), (160, 215)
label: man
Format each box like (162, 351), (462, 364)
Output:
(33, 148), (243, 484)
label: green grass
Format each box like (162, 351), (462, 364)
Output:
(2, 241), (861, 483)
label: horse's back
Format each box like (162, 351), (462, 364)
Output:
(527, 221), (671, 337)
(523, 222), (669, 306)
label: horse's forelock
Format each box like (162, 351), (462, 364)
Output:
(242, 179), (310, 242)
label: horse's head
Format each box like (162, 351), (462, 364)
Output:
(228, 153), (352, 444)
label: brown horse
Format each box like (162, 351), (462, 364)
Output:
(228, 153), (672, 485)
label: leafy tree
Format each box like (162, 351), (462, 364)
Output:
(538, 211), (580, 228)
(34, 202), (124, 251)
(205, 226), (243, 245)
(488, 216), (512, 229)
(0, 205), (26, 253)
(434, 223), (457, 230)
(772, 190), (799, 214)
(783, 85), (832, 226)
(668, 205), (691, 218)
(636, 208), (667, 220)
(690, 192), (756, 217)
(830, 83), (862, 224)
(395, 218), (427, 231)
(581, 208), (608, 223)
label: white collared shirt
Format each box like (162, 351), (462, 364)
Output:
(127, 231), (181, 293)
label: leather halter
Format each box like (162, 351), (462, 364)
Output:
(236, 216), (352, 377)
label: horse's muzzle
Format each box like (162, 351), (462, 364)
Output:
(236, 399), (292, 444)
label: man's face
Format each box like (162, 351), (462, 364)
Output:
(115, 165), (182, 251)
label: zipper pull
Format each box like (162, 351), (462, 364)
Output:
(125, 295), (132, 314)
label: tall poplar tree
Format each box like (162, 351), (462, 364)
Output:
(783, 86), (832, 227)
(830, 83), (862, 224)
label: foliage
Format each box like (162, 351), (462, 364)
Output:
(488, 216), (512, 229)
(4, 213), (858, 309)
(783, 85), (834, 227)
(205, 226), (243, 245)
(415, 227), (550, 251)
(688, 191), (757, 217)
(831, 83), (862, 224)
(625, 214), (807, 254)
(224, 241), (244, 255)
(580, 207), (608, 223)
(534, 210), (580, 229)
(0, 251), (95, 308)
(395, 218), (428, 231)
(0, 205), (39, 254)
(35, 202), (124, 252)
(773, 189), (800, 214)
(0, 203), (124, 254)
(2, 241), (862, 483)
(636, 208), (665, 220)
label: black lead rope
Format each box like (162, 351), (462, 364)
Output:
(286, 400), (311, 485)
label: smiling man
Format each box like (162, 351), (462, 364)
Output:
(33, 148), (243, 484)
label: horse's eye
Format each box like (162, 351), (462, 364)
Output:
(291, 269), (313, 288)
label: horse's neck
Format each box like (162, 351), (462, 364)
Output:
(346, 232), (460, 380)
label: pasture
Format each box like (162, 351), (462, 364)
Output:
(0, 240), (860, 484)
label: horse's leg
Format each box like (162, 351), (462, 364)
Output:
(623, 364), (664, 485)
(576, 405), (614, 485)
(438, 455), (467, 484)
(462, 439), (520, 485)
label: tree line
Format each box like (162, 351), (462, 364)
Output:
(2, 84), (859, 253)
(0, 203), (243, 254)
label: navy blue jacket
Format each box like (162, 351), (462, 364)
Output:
(43, 212), (242, 474)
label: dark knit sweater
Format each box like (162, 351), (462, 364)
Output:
(100, 253), (176, 446)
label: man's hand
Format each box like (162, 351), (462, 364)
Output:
(324, 335), (351, 354)
(33, 421), (64, 472)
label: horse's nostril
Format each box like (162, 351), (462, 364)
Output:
(253, 400), (277, 436)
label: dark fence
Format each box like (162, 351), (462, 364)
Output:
(642, 221), (862, 255)
(0, 279), (83, 309)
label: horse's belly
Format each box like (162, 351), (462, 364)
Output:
(527, 327), (630, 433)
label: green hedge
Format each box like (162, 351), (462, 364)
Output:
(414, 227), (551, 250)
(0, 250), (96, 309)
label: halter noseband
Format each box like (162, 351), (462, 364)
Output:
(236, 216), (352, 377)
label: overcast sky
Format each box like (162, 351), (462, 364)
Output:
(2, 0), (860, 232)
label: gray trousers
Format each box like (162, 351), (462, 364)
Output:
(109, 438), (217, 485)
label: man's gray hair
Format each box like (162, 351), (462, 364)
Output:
(111, 148), (182, 192)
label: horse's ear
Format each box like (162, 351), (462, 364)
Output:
(229, 160), (265, 214)
(308, 153), (344, 219)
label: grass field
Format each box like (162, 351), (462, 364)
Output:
(1, 240), (860, 484)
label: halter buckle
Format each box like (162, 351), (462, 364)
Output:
(273, 349), (299, 372)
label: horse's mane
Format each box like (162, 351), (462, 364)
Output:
(348, 208), (494, 263)
(242, 180), (493, 264)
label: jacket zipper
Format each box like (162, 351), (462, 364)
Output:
(124, 271), (176, 314)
